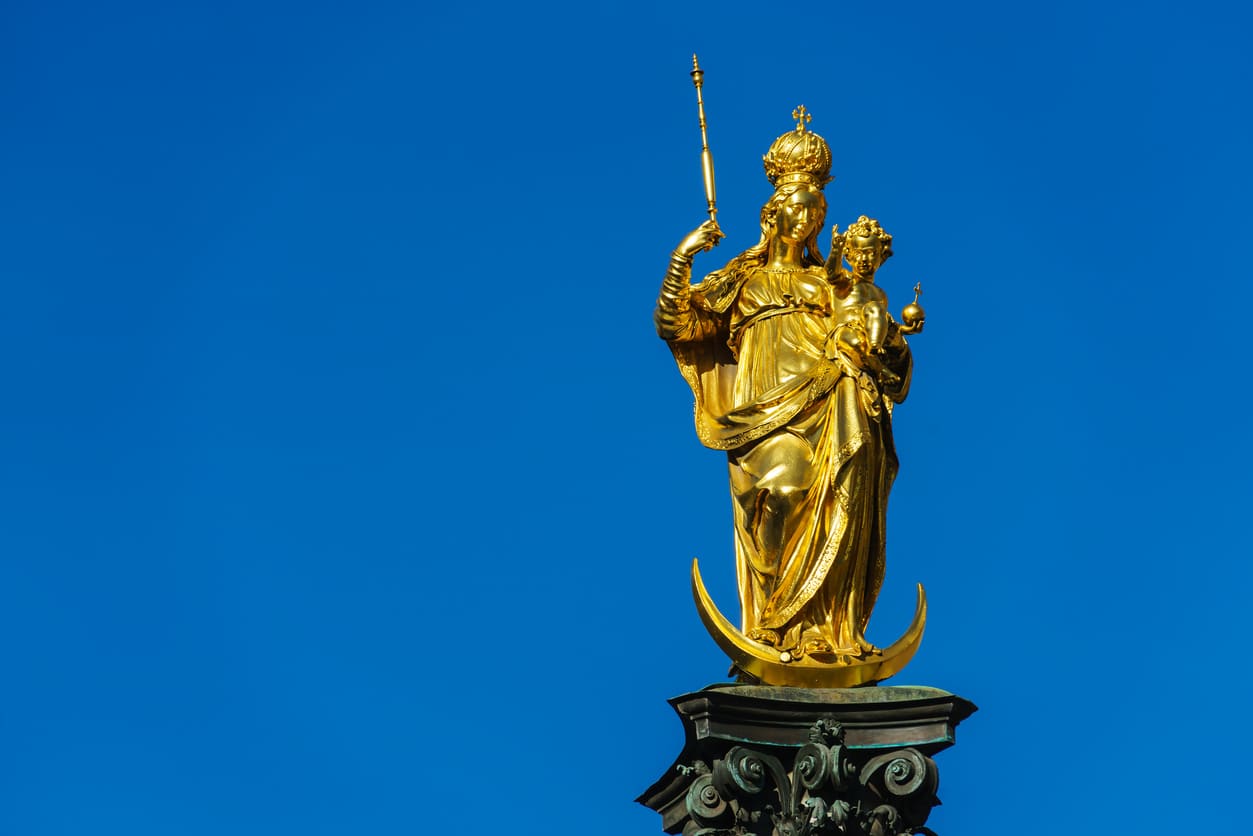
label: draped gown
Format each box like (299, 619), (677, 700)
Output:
(658, 263), (912, 658)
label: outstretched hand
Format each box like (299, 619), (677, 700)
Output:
(675, 220), (725, 259)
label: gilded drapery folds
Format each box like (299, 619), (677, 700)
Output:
(657, 111), (927, 687)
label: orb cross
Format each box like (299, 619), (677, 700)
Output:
(792, 105), (811, 132)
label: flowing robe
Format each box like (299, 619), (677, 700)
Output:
(660, 264), (912, 656)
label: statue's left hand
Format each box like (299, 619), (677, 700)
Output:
(884, 318), (908, 348)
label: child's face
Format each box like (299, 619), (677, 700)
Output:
(845, 235), (883, 279)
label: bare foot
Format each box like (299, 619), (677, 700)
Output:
(747, 628), (780, 646)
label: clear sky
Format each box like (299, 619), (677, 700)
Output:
(3, 1), (1252, 833)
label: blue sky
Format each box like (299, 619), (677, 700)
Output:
(3, 1), (1252, 833)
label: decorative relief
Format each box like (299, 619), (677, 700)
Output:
(677, 721), (941, 836)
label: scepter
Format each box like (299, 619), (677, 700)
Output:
(690, 55), (717, 224)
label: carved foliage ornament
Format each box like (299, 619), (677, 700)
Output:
(678, 721), (940, 836)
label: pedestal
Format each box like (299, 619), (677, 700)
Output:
(637, 684), (976, 836)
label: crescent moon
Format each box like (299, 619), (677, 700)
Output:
(691, 558), (926, 688)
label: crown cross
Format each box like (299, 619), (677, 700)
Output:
(792, 105), (811, 133)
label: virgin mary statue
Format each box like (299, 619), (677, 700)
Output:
(655, 116), (914, 664)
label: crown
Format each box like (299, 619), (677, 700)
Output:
(763, 105), (833, 189)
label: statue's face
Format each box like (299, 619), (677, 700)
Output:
(845, 235), (883, 278)
(775, 189), (822, 244)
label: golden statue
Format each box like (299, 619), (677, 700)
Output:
(657, 64), (927, 688)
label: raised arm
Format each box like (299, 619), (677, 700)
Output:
(654, 220), (724, 343)
(824, 223), (850, 286)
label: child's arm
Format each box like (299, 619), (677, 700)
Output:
(824, 224), (849, 284)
